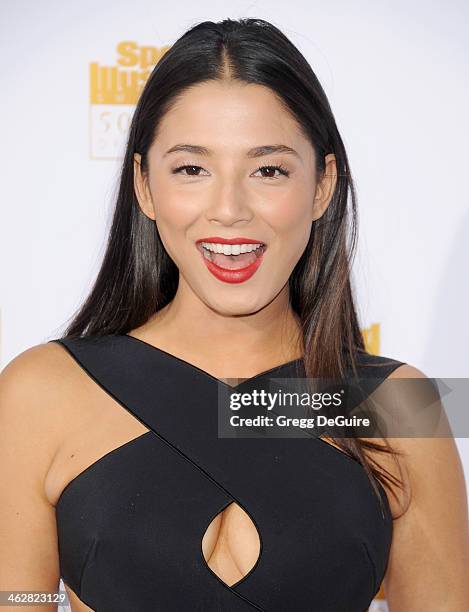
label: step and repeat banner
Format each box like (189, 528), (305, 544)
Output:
(1, 2), (468, 610)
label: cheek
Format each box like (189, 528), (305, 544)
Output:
(266, 193), (313, 248)
(149, 173), (201, 229)
(151, 188), (200, 258)
(157, 196), (197, 229)
(262, 200), (313, 279)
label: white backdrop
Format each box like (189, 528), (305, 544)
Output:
(1, 1), (468, 609)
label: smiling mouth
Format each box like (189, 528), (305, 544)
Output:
(196, 241), (267, 270)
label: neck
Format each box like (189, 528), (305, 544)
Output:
(134, 282), (303, 380)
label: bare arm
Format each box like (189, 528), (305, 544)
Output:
(0, 345), (64, 611)
(383, 365), (469, 610)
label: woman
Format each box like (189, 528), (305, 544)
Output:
(1, 17), (468, 612)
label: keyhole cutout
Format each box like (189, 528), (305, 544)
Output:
(201, 501), (261, 587)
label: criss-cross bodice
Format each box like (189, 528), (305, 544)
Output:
(51, 334), (404, 612)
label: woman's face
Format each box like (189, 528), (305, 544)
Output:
(134, 80), (336, 316)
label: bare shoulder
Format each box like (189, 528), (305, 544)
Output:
(0, 341), (80, 594)
(380, 362), (462, 514)
(362, 361), (445, 518)
(1, 339), (76, 384)
(0, 340), (78, 405)
(388, 362), (427, 378)
(381, 363), (469, 607)
(0, 341), (78, 469)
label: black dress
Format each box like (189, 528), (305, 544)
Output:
(50, 334), (405, 612)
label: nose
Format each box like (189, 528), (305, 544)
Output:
(205, 180), (254, 226)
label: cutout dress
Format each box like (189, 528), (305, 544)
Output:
(50, 334), (405, 611)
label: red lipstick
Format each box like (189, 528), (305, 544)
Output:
(195, 236), (267, 284)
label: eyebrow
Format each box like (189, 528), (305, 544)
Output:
(163, 144), (300, 159)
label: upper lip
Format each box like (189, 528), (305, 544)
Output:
(196, 236), (266, 245)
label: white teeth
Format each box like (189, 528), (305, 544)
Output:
(200, 242), (263, 255)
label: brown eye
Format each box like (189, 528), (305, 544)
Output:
(254, 165), (290, 179)
(172, 165), (206, 176)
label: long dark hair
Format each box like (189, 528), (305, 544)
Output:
(56, 18), (405, 515)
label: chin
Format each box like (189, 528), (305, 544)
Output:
(203, 293), (271, 317)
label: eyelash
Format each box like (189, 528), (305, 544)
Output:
(171, 163), (291, 179)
